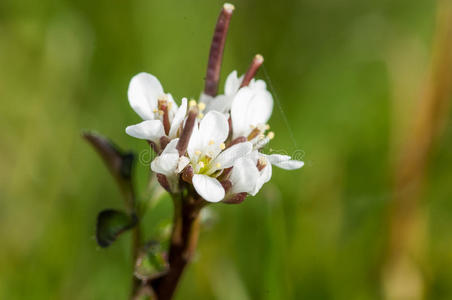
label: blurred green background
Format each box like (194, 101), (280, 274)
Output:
(1, 0), (452, 299)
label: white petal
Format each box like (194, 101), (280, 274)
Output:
(246, 150), (260, 164)
(161, 138), (179, 154)
(128, 73), (164, 120)
(250, 79), (267, 91)
(274, 159), (304, 170)
(251, 163), (272, 196)
(205, 95), (233, 114)
(224, 70), (243, 96)
(187, 120), (202, 160)
(169, 98), (187, 138)
(231, 87), (273, 138)
(213, 142), (253, 168)
(199, 92), (213, 106)
(176, 156), (190, 173)
(267, 154), (304, 170)
(199, 111), (229, 145)
(266, 154), (291, 164)
(229, 157), (259, 194)
(150, 153), (179, 176)
(192, 174), (225, 202)
(125, 120), (164, 144)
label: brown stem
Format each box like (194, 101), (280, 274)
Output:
(149, 192), (204, 300)
(240, 54), (264, 87)
(204, 3), (234, 96)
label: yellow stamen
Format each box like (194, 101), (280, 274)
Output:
(198, 112), (204, 119)
(219, 143), (226, 150)
(153, 108), (158, 113)
(195, 150), (201, 156)
(215, 162), (221, 168)
(189, 99), (197, 107)
(208, 140), (215, 145)
(198, 102), (206, 111)
(158, 110), (164, 116)
(267, 131), (275, 140)
(265, 124), (270, 130)
(198, 161), (205, 168)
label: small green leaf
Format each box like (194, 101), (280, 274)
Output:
(96, 209), (137, 248)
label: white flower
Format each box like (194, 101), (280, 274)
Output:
(125, 72), (188, 148)
(200, 70), (270, 115)
(187, 111), (253, 202)
(230, 83), (274, 148)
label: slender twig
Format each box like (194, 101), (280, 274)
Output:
(383, 2), (452, 299)
(240, 54), (264, 87)
(204, 3), (234, 96)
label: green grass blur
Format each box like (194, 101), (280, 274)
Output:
(1, 0), (452, 299)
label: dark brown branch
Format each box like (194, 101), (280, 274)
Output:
(204, 3), (235, 96)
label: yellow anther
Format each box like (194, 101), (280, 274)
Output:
(157, 94), (168, 101)
(208, 140), (215, 145)
(197, 102), (206, 111)
(215, 162), (221, 169)
(189, 99), (197, 107)
(198, 112), (204, 119)
(198, 161), (205, 168)
(265, 124), (270, 130)
(219, 143), (226, 150)
(258, 124), (267, 131)
(153, 108), (158, 113)
(267, 131), (275, 139)
(158, 110), (164, 116)
(195, 150), (201, 156)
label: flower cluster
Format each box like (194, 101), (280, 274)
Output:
(125, 67), (304, 203)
